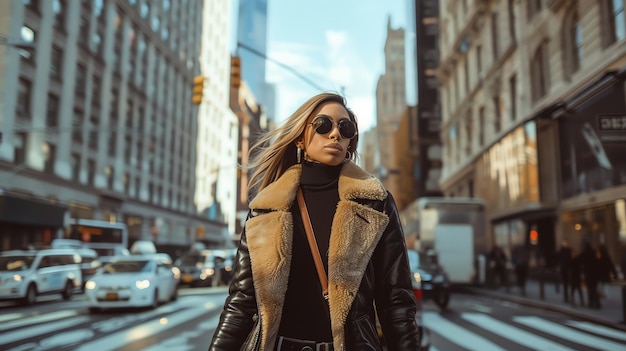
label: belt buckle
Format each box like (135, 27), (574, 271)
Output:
(316, 343), (332, 351)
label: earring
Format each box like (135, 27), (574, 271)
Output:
(344, 150), (352, 162)
(297, 147), (302, 164)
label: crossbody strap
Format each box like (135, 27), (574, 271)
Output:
(296, 187), (329, 300)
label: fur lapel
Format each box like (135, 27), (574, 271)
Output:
(246, 162), (389, 350)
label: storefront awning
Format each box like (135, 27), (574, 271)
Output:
(0, 194), (67, 228)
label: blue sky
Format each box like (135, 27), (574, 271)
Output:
(265, 0), (410, 132)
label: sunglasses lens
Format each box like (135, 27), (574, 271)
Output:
(312, 117), (333, 134)
(311, 116), (357, 139)
(338, 120), (356, 139)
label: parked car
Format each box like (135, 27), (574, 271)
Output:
(175, 247), (236, 287)
(412, 249), (451, 310)
(84, 255), (179, 312)
(0, 249), (83, 305)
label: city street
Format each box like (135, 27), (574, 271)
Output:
(1, 287), (625, 351)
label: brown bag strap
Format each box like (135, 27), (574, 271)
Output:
(296, 188), (329, 300)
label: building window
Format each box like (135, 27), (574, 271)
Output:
(509, 74), (517, 121)
(609, 0), (626, 44)
(87, 159), (95, 186)
(52, 0), (65, 30)
(491, 12), (499, 60)
(476, 45), (482, 74)
(19, 26), (36, 61)
(79, 17), (89, 45)
(89, 116), (98, 150)
(92, 74), (101, 103)
(43, 142), (56, 174)
(508, 0), (516, 41)
(465, 114), (473, 156)
(75, 63), (86, 96)
(105, 165), (114, 189)
(527, 0), (542, 21)
(71, 153), (80, 181)
(46, 94), (60, 127)
(72, 109), (84, 144)
(13, 133), (26, 164)
(531, 40), (550, 102)
(478, 106), (485, 146)
(50, 46), (63, 78)
(493, 96), (502, 133)
(17, 78), (32, 116)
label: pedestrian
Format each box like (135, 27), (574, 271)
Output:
(556, 241), (573, 302)
(597, 244), (617, 299)
(208, 93), (420, 351)
(580, 240), (602, 309)
(570, 250), (585, 306)
(511, 244), (529, 296)
(488, 245), (508, 290)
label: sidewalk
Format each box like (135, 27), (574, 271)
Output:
(461, 279), (626, 331)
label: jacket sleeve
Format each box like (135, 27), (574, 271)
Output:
(208, 213), (258, 351)
(373, 192), (420, 350)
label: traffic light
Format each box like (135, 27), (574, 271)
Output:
(192, 75), (205, 104)
(231, 56), (241, 88)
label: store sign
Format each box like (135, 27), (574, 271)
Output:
(598, 114), (626, 131)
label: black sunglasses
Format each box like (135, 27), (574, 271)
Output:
(310, 115), (358, 139)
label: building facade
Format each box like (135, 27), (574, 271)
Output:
(437, 0), (626, 267)
(375, 17), (406, 198)
(236, 0), (276, 122)
(195, 0), (240, 237)
(0, 0), (228, 251)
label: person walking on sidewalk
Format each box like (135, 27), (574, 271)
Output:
(597, 244), (618, 299)
(488, 245), (508, 290)
(556, 241), (573, 303)
(511, 244), (529, 296)
(570, 249), (585, 306)
(580, 240), (602, 309)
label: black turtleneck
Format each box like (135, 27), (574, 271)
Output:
(277, 161), (342, 343)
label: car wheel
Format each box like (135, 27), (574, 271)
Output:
(150, 290), (159, 309)
(62, 281), (73, 300)
(434, 290), (450, 310)
(170, 287), (178, 302)
(22, 284), (37, 305)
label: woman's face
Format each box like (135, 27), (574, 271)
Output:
(298, 101), (354, 166)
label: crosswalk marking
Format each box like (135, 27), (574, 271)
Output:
(462, 313), (575, 351)
(73, 304), (211, 351)
(565, 320), (626, 341)
(0, 310), (79, 332)
(515, 316), (626, 351)
(1, 316), (90, 345)
(423, 312), (507, 351)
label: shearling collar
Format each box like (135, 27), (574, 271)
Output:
(245, 161), (390, 351)
(249, 161), (388, 210)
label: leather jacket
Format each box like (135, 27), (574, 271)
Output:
(209, 162), (420, 351)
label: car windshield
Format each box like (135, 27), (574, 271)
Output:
(104, 260), (152, 273)
(0, 255), (35, 272)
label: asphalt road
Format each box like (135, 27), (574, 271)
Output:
(1, 288), (625, 351)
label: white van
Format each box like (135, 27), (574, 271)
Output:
(0, 249), (83, 305)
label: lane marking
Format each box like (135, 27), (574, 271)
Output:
(462, 313), (575, 351)
(515, 316), (626, 351)
(424, 312), (506, 351)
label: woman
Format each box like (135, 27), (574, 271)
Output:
(208, 93), (420, 350)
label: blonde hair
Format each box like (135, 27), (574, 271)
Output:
(246, 92), (359, 199)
